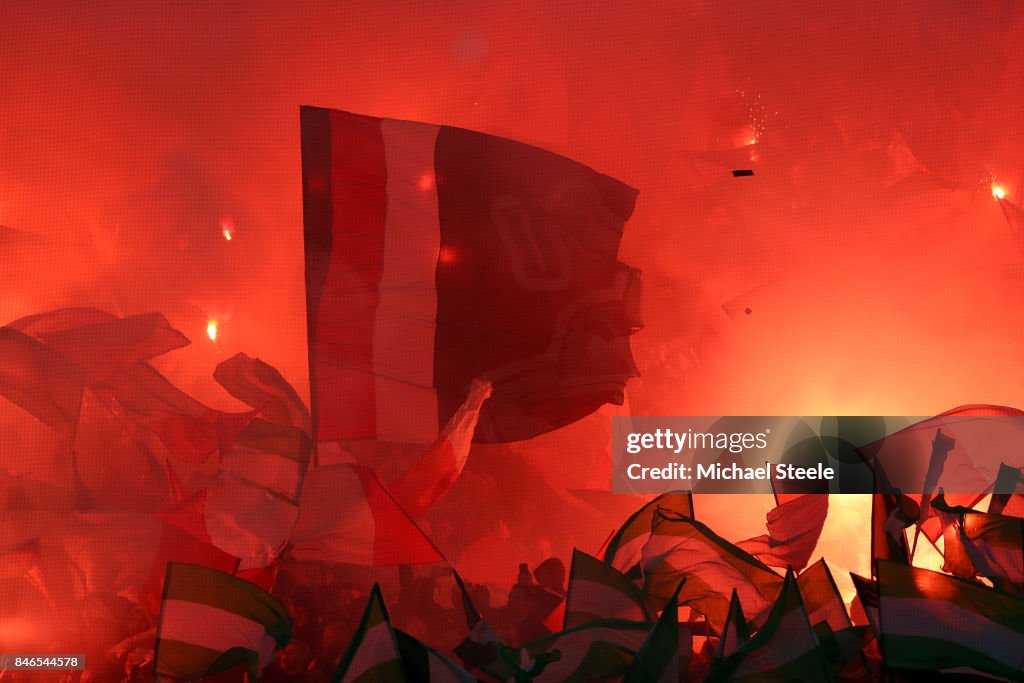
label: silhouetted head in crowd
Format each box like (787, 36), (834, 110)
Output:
(534, 558), (566, 594)
(279, 640), (311, 676)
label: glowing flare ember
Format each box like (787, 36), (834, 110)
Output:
(220, 219), (234, 241)
(992, 185), (1006, 200)
(206, 320), (218, 341)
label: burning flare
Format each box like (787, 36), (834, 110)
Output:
(206, 320), (218, 341)
(992, 184), (1007, 200)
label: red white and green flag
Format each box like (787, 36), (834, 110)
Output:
(564, 548), (653, 629)
(876, 559), (1024, 679)
(154, 562), (293, 680)
(604, 491), (694, 575)
(715, 589), (750, 661)
(705, 569), (831, 683)
(639, 510), (782, 630)
(515, 620), (653, 683)
(622, 581), (687, 683)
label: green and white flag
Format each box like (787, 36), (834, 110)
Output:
(715, 590), (750, 661)
(565, 549), (653, 629)
(877, 559), (1024, 679)
(333, 584), (477, 682)
(705, 568), (831, 682)
(393, 629), (477, 682)
(489, 620), (653, 683)
(333, 584), (406, 682)
(154, 563), (293, 680)
(623, 581), (687, 683)
(605, 491), (693, 575)
(639, 510), (782, 630)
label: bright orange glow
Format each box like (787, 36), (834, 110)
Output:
(220, 218), (234, 241)
(206, 320), (218, 341)
(992, 184), (1006, 200)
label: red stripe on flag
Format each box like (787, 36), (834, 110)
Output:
(310, 111), (387, 441)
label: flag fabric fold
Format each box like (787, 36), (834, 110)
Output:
(220, 418), (311, 503)
(990, 463), (1024, 517)
(737, 493), (828, 572)
(0, 325), (85, 436)
(92, 362), (255, 464)
(564, 548), (653, 629)
(289, 464), (444, 566)
(213, 353), (312, 434)
(622, 580), (686, 683)
(604, 491), (694, 575)
(8, 308), (190, 383)
(638, 510), (783, 631)
(705, 569), (832, 683)
(386, 378), (492, 517)
(797, 559), (853, 634)
(932, 493), (1024, 595)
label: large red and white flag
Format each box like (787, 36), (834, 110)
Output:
(301, 107), (641, 444)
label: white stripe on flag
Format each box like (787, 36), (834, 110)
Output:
(159, 599), (272, 662)
(373, 120), (441, 443)
(882, 596), (1024, 669)
(342, 621), (397, 681)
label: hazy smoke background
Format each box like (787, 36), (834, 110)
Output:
(3, 0), (1024, 601)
